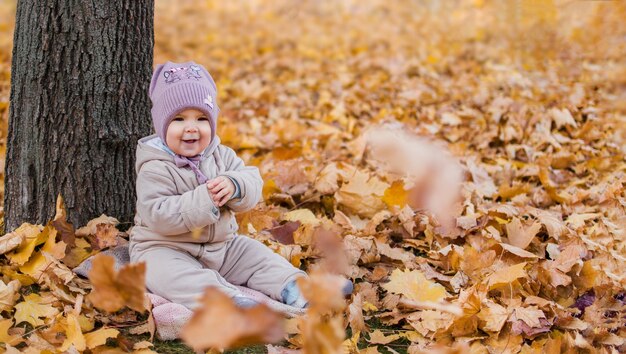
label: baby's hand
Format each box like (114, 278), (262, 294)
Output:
(206, 176), (235, 207)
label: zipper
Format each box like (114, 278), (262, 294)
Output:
(196, 243), (205, 258)
(209, 223), (215, 243)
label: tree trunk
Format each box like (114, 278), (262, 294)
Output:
(4, 0), (154, 232)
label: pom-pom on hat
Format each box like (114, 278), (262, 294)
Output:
(149, 61), (219, 145)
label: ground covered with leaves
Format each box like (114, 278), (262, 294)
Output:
(1, 0), (625, 353)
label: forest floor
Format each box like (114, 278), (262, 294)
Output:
(1, 1), (626, 353)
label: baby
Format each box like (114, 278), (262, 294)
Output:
(128, 61), (316, 309)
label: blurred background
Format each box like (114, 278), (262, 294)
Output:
(0, 0), (624, 211)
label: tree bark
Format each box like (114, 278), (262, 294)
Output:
(4, 0), (154, 232)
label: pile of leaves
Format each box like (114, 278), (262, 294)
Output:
(1, 0), (626, 353)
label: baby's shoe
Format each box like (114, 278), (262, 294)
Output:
(281, 278), (354, 309)
(232, 294), (260, 308)
(281, 280), (308, 308)
(342, 278), (354, 297)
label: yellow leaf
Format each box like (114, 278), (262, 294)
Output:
(335, 169), (389, 218)
(59, 313), (86, 352)
(262, 178), (281, 200)
(6, 224), (48, 265)
(0, 319), (23, 346)
(368, 329), (402, 344)
(62, 237), (94, 268)
(486, 262), (527, 290)
(78, 314), (95, 332)
(20, 228), (66, 278)
(283, 209), (320, 226)
(382, 269), (448, 303)
(84, 327), (119, 349)
(382, 180), (408, 208)
(14, 293), (59, 327)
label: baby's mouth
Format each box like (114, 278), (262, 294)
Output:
(182, 139), (199, 144)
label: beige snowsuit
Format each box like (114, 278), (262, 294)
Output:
(129, 134), (305, 310)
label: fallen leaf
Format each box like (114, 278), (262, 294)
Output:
(181, 287), (284, 351)
(7, 225), (49, 265)
(505, 217), (542, 250)
(0, 319), (24, 346)
(87, 254), (147, 313)
(14, 293), (59, 327)
(382, 269), (448, 303)
(52, 194), (76, 248)
(382, 180), (408, 208)
(58, 313), (86, 352)
(486, 262), (527, 290)
(368, 329), (402, 344)
(477, 300), (510, 332)
(269, 221), (300, 245)
(335, 169), (389, 218)
(0, 279), (21, 312)
(84, 327), (120, 349)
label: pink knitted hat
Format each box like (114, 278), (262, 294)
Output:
(149, 61), (219, 145)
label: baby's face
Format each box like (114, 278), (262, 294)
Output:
(166, 108), (212, 157)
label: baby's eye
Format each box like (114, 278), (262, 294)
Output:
(173, 117), (184, 121)
(198, 117), (209, 121)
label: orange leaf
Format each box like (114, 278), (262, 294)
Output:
(87, 255), (147, 313)
(180, 287), (284, 351)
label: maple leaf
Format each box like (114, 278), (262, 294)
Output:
(383, 269), (448, 303)
(76, 214), (120, 236)
(335, 169), (389, 218)
(84, 327), (120, 349)
(51, 194), (76, 248)
(486, 262), (528, 290)
(180, 287), (284, 351)
(368, 329), (402, 344)
(19, 227), (66, 280)
(348, 294), (366, 333)
(6, 224), (48, 265)
(0, 228), (27, 255)
(0, 279), (20, 312)
(297, 272), (348, 313)
(382, 180), (408, 208)
(269, 220), (300, 245)
(58, 313), (86, 352)
(273, 159), (310, 195)
(87, 254), (147, 313)
(0, 318), (24, 346)
(62, 237), (94, 268)
(477, 300), (510, 332)
(76, 214), (121, 249)
(283, 208), (321, 227)
(505, 217), (542, 250)
(314, 163), (341, 194)
(14, 293), (59, 327)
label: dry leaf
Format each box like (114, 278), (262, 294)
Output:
(505, 217), (542, 250)
(383, 269), (448, 303)
(13, 293), (59, 327)
(181, 287), (284, 351)
(87, 254), (147, 313)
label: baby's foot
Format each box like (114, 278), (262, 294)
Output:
(281, 280), (308, 308)
(342, 279), (354, 297)
(232, 294), (259, 308)
(281, 277), (354, 309)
